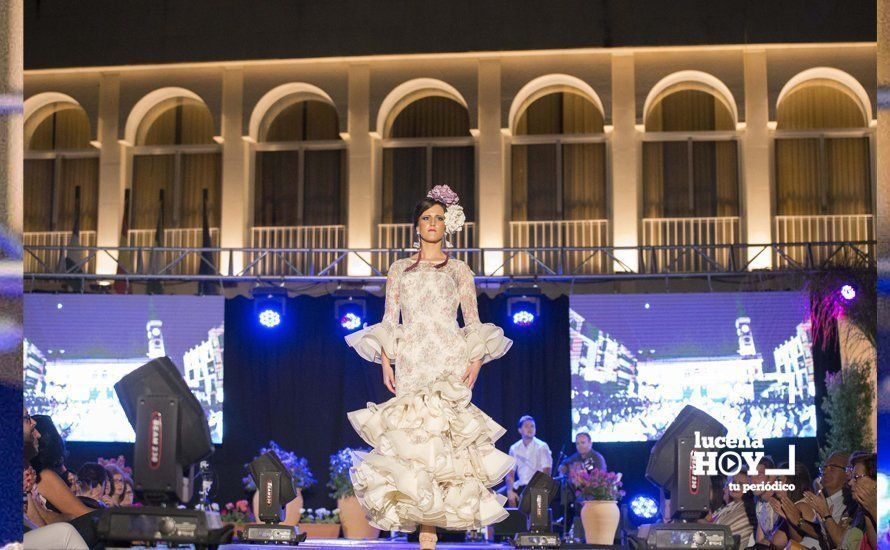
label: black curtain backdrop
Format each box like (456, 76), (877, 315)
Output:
(63, 293), (840, 515)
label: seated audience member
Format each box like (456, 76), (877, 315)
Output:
(748, 456), (781, 546)
(767, 462), (818, 549)
(23, 408), (89, 550)
(102, 462), (135, 507)
(803, 451), (852, 549)
(25, 415), (92, 527)
(706, 473), (757, 546)
(806, 452), (877, 550)
(76, 462), (111, 508)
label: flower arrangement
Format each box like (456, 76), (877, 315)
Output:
(242, 441), (317, 492)
(216, 500), (255, 524)
(327, 447), (365, 500)
(299, 507), (341, 524)
(569, 463), (625, 502)
(426, 184), (465, 240)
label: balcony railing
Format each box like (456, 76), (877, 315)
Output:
(641, 217), (741, 273)
(24, 231), (97, 274)
(508, 220), (610, 275)
(375, 222), (476, 272)
(774, 214), (874, 269)
(247, 225), (347, 276)
(127, 228), (220, 275)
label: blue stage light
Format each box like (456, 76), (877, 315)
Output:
(512, 310), (536, 326)
(630, 495), (659, 519)
(259, 308), (281, 328)
(335, 298), (366, 332)
(340, 312), (363, 330)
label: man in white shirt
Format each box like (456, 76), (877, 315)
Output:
(506, 415), (553, 507)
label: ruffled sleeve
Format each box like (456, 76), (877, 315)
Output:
(458, 261), (512, 364)
(345, 261), (403, 363)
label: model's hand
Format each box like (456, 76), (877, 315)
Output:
(381, 363), (396, 394)
(507, 489), (519, 507)
(462, 359), (483, 389)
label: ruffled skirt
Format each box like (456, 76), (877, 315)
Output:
(347, 375), (514, 532)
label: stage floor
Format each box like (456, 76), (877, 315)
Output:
(221, 542), (508, 549)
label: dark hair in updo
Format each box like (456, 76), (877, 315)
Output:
(405, 198), (449, 272)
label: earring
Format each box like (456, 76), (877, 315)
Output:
(413, 231), (420, 248)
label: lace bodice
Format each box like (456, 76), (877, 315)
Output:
(346, 257), (511, 394)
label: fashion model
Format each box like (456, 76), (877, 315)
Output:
(345, 185), (514, 549)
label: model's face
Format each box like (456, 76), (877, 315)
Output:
(518, 421), (536, 438)
(575, 435), (592, 454)
(417, 204), (446, 244)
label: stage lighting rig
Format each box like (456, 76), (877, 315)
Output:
(507, 291), (541, 327)
(241, 451), (308, 544)
(512, 471), (561, 548)
(335, 297), (366, 331)
(253, 286), (287, 328)
(99, 357), (231, 546)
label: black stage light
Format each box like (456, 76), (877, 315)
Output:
(635, 405), (734, 550)
(241, 450), (308, 544)
(513, 471), (561, 548)
(253, 286), (287, 329)
(98, 357), (230, 546)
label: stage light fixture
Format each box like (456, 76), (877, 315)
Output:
(334, 298), (366, 332)
(241, 451), (307, 544)
(840, 284), (856, 301)
(630, 495), (659, 520)
(508, 295), (540, 327)
(252, 287), (287, 329)
(513, 471), (560, 548)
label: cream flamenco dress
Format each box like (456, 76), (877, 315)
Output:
(344, 257), (514, 532)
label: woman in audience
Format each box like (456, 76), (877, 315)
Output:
(25, 416), (92, 526)
(706, 473), (757, 546)
(76, 462), (112, 507)
(766, 462), (817, 548)
(103, 462), (135, 506)
(805, 451), (877, 550)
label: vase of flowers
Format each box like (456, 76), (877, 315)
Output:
(243, 441), (316, 526)
(217, 500), (254, 539)
(298, 507), (341, 538)
(328, 447), (379, 539)
(569, 464), (624, 544)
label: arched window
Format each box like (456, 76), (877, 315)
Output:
(643, 85), (739, 219)
(381, 95), (475, 226)
(24, 101), (98, 233)
(641, 80), (740, 272)
(775, 79), (871, 216)
(254, 99), (345, 227)
(509, 88), (608, 273)
(24, 99), (99, 273)
(131, 97), (220, 232)
(773, 75), (873, 267)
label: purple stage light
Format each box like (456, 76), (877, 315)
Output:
(840, 284), (856, 301)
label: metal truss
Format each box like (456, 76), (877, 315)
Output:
(23, 240), (876, 285)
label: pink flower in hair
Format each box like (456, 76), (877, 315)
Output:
(427, 185), (459, 206)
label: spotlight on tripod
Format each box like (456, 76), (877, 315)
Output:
(241, 451), (308, 544)
(512, 471), (561, 548)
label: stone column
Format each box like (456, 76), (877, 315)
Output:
(477, 59), (506, 275)
(220, 67), (246, 274)
(742, 49), (773, 269)
(346, 64), (374, 276)
(610, 52), (639, 271)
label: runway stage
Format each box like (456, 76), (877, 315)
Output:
(217, 542), (619, 549)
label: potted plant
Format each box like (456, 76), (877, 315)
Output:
(217, 500), (254, 539)
(297, 507), (341, 539)
(328, 447), (379, 539)
(243, 441), (317, 526)
(569, 464), (625, 544)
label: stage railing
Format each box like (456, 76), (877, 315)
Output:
(642, 217), (741, 273)
(23, 240), (875, 283)
(774, 214), (874, 269)
(509, 219), (610, 275)
(375, 222), (477, 271)
(127, 228), (220, 275)
(24, 231), (97, 274)
(249, 225), (346, 276)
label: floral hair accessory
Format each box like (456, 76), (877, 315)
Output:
(425, 185), (465, 248)
(426, 184), (459, 206)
